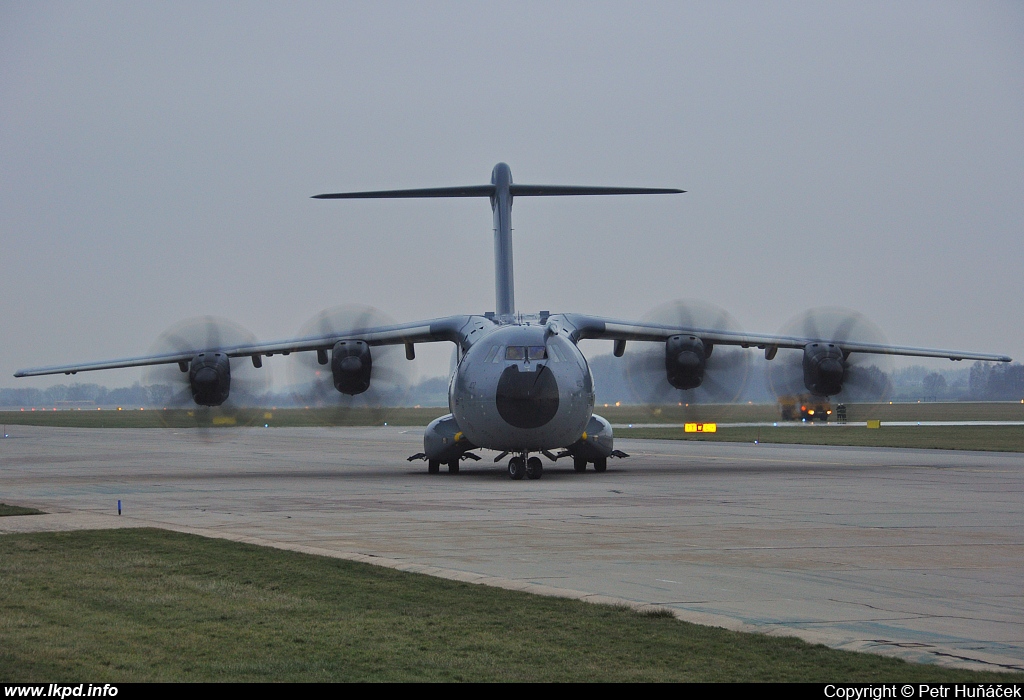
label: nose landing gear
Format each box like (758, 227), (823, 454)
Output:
(508, 453), (543, 480)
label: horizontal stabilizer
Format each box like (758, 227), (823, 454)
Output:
(313, 184), (684, 199)
(509, 185), (684, 196)
(313, 185), (496, 199)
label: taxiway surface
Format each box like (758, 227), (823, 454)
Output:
(1, 425), (1021, 671)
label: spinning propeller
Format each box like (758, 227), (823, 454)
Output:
(143, 316), (270, 429)
(767, 307), (893, 402)
(287, 305), (415, 424)
(624, 300), (752, 405)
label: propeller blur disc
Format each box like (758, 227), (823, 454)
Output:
(287, 305), (416, 423)
(142, 316), (271, 430)
(767, 307), (893, 402)
(624, 300), (752, 406)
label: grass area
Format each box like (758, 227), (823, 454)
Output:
(1, 529), (1021, 682)
(596, 401), (1024, 425)
(619, 425), (1024, 452)
(0, 503), (44, 517)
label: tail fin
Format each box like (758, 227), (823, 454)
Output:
(314, 163), (684, 318)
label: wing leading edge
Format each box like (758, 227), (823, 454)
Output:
(13, 315), (479, 378)
(16, 311), (1012, 378)
(557, 314), (1013, 363)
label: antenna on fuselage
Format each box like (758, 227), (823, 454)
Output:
(313, 163), (684, 320)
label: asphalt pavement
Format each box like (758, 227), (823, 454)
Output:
(1, 425), (1021, 672)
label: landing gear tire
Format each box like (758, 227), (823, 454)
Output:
(428, 460), (440, 474)
(526, 456), (543, 480)
(594, 457), (608, 473)
(508, 457), (526, 480)
(573, 455), (587, 473)
(448, 459), (460, 474)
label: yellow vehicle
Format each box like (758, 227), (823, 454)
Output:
(778, 394), (832, 422)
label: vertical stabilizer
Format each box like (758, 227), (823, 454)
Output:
(490, 163), (515, 319)
(312, 166), (683, 321)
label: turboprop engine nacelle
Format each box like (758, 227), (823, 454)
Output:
(802, 342), (845, 396)
(665, 335), (707, 390)
(189, 352), (231, 406)
(332, 340), (372, 395)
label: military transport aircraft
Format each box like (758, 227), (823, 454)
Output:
(15, 163), (1012, 480)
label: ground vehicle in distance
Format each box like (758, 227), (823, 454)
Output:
(778, 394), (832, 422)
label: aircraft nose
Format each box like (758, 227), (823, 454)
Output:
(496, 364), (559, 429)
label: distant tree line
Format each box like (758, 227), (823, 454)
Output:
(968, 362), (1024, 401)
(583, 355), (1022, 405)
(0, 383), (155, 408)
(887, 362), (1023, 401)
(0, 376), (453, 409)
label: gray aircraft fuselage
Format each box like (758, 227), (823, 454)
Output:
(354, 161), (669, 469)
(449, 321), (593, 452)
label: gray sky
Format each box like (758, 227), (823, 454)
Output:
(2, 1), (1022, 389)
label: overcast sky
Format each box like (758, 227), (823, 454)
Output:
(2, 1), (1022, 390)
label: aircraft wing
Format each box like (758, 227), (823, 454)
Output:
(557, 313), (1013, 363)
(14, 315), (478, 378)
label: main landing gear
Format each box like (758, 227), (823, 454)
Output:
(508, 454), (543, 480)
(414, 449), (622, 479)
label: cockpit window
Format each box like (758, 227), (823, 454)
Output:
(504, 345), (547, 361)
